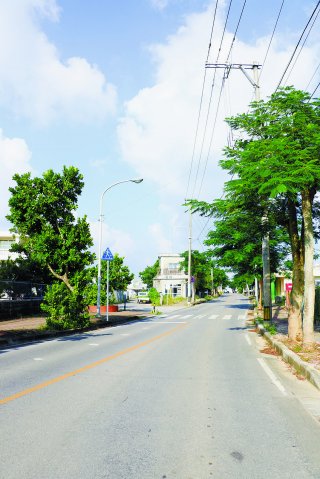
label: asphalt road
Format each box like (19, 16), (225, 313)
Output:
(1, 294), (320, 478)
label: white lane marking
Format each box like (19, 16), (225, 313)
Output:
(208, 314), (219, 319)
(168, 315), (181, 319)
(245, 334), (252, 346)
(33, 358), (43, 361)
(89, 343), (99, 346)
(257, 358), (287, 396)
(194, 314), (206, 319)
(180, 314), (192, 319)
(238, 315), (246, 321)
(120, 333), (130, 336)
(158, 315), (168, 318)
(223, 315), (232, 320)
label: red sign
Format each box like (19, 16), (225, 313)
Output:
(285, 283), (293, 292)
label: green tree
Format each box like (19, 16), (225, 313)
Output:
(180, 250), (227, 297)
(189, 196), (290, 298)
(7, 166), (94, 329)
(87, 253), (134, 304)
(139, 259), (159, 288)
(221, 87), (320, 345)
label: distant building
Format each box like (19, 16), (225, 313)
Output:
(153, 253), (188, 298)
(127, 278), (147, 299)
(0, 232), (19, 261)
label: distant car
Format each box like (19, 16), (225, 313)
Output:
(137, 291), (150, 303)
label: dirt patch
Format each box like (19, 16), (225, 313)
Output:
(260, 346), (280, 356)
(280, 338), (320, 371)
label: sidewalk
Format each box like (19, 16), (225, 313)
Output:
(269, 305), (320, 342)
(252, 305), (320, 391)
(0, 302), (190, 348)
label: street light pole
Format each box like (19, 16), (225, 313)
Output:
(96, 178), (143, 318)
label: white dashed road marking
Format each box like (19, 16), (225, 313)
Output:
(89, 343), (99, 346)
(222, 315), (232, 320)
(33, 358), (43, 361)
(245, 334), (252, 346)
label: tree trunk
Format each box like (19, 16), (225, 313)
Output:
(48, 265), (74, 292)
(287, 199), (303, 341)
(258, 280), (263, 310)
(301, 190), (315, 346)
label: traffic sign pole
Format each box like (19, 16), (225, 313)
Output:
(106, 260), (109, 322)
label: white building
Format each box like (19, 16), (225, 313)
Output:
(0, 232), (19, 261)
(153, 253), (188, 298)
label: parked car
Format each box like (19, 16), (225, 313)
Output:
(137, 291), (150, 303)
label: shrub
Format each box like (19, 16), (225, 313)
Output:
(41, 282), (90, 330)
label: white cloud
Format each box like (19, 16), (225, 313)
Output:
(150, 0), (169, 11)
(117, 2), (320, 204)
(89, 220), (135, 262)
(0, 0), (117, 125)
(148, 223), (172, 253)
(0, 129), (34, 227)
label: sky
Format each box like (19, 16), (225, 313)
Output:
(0, 0), (319, 275)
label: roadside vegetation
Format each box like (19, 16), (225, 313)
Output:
(188, 87), (320, 348)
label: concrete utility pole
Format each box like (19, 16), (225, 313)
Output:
(206, 61), (272, 320)
(187, 208), (192, 305)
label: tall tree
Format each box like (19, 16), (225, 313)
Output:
(87, 253), (134, 304)
(7, 166), (94, 329)
(222, 87), (320, 345)
(180, 250), (228, 295)
(139, 259), (160, 288)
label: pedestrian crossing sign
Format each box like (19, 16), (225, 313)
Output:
(102, 247), (114, 261)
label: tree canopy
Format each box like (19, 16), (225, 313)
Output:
(189, 86), (320, 345)
(139, 259), (159, 288)
(7, 166), (94, 329)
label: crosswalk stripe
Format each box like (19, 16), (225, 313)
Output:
(180, 314), (192, 319)
(208, 314), (219, 319)
(223, 315), (232, 320)
(194, 314), (205, 319)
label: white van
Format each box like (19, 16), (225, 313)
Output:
(137, 291), (150, 303)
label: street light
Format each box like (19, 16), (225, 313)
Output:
(96, 178), (143, 318)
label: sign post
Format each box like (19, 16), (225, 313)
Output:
(102, 247), (114, 321)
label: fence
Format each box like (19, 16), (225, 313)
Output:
(0, 281), (46, 320)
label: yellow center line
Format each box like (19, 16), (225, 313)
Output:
(0, 323), (187, 405)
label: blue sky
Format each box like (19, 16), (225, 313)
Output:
(0, 0), (319, 275)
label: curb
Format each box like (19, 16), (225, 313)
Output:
(257, 323), (320, 391)
(0, 315), (149, 349)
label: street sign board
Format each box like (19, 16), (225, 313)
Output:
(102, 247), (114, 261)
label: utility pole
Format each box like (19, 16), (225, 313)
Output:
(206, 61), (272, 321)
(188, 208), (192, 305)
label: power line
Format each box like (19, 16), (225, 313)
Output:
(225, 0), (247, 63)
(189, 0), (234, 198)
(275, 0), (320, 90)
(185, 0), (219, 199)
(305, 61), (320, 92)
(259, 0), (285, 81)
(284, 5), (320, 85)
(310, 79), (320, 97)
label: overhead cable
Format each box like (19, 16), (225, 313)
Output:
(275, 0), (320, 90)
(190, 0), (233, 198)
(284, 6), (320, 85)
(259, 0), (285, 81)
(185, 0), (219, 199)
